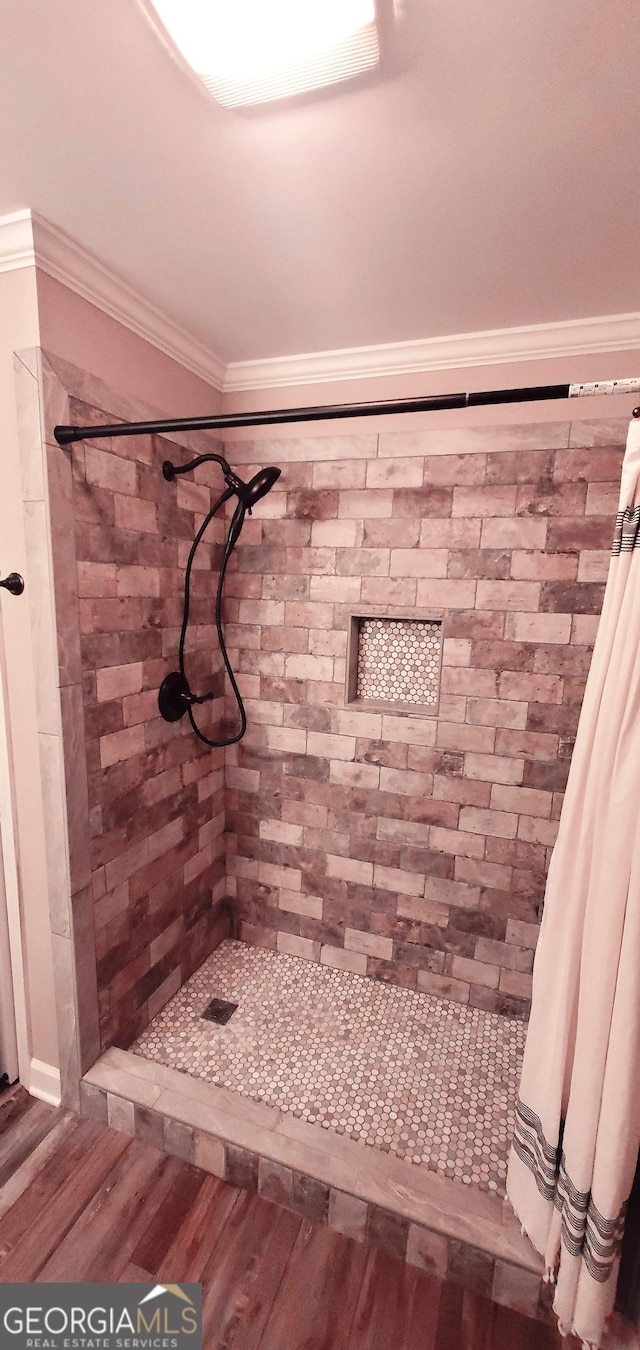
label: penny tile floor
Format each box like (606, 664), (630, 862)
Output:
(133, 940), (526, 1196)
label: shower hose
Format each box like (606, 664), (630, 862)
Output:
(177, 485), (247, 748)
(161, 453), (280, 746)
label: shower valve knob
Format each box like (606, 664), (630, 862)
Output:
(158, 671), (190, 721)
(0, 572), (24, 596)
(158, 671), (213, 722)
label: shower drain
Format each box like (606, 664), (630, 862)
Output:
(201, 997), (238, 1026)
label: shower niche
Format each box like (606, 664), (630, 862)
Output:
(345, 609), (444, 715)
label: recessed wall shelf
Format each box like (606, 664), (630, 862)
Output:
(345, 609), (444, 716)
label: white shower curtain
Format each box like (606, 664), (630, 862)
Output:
(507, 418), (640, 1350)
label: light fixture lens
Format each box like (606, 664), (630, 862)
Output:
(148, 0), (379, 107)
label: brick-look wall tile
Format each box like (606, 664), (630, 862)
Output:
(481, 517), (547, 549)
(406, 1225), (449, 1277)
(134, 1104), (165, 1148)
(99, 724), (146, 768)
(96, 662), (143, 701)
(79, 1080), (109, 1123)
(290, 1172), (330, 1223)
(452, 485), (517, 517)
(68, 401), (229, 1051)
(366, 457), (424, 488)
(492, 1260), (541, 1317)
(499, 969), (534, 999)
(321, 944), (368, 974)
(424, 454), (486, 487)
(114, 494), (158, 533)
(328, 1190), (368, 1241)
(276, 932), (321, 961)
(258, 1158), (294, 1207)
(224, 426), (620, 1013)
(366, 1205), (409, 1261)
(225, 1144), (259, 1190)
(447, 1240), (495, 1296)
(344, 928), (393, 960)
(510, 551), (578, 581)
(416, 579), (477, 608)
(85, 445), (137, 495)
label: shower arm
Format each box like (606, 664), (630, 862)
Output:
(162, 451), (247, 504)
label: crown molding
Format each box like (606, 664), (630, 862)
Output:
(223, 312), (640, 392)
(3, 211), (639, 398)
(0, 209), (37, 271)
(0, 209), (225, 391)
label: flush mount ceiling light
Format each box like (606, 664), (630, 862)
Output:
(146, 0), (379, 108)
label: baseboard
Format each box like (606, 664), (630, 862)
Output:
(28, 1057), (62, 1105)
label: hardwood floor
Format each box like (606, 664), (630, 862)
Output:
(0, 1085), (587, 1348)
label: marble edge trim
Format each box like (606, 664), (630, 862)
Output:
(83, 1050), (541, 1273)
(39, 348), (223, 457)
(223, 417), (631, 464)
(100, 1047), (499, 1220)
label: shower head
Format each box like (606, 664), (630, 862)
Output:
(222, 469), (281, 553)
(236, 466), (281, 508)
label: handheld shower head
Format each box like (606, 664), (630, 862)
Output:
(223, 467), (281, 551)
(234, 466), (281, 508)
(226, 498), (247, 552)
(223, 467), (281, 553)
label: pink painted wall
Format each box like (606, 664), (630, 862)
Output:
(223, 350), (640, 438)
(36, 272), (222, 418)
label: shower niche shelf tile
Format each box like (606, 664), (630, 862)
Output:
(346, 608), (444, 716)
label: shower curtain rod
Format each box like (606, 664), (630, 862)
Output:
(53, 377), (640, 446)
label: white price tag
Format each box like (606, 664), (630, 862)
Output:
(569, 379), (640, 398)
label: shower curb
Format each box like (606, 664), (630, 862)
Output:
(81, 1046), (549, 1320)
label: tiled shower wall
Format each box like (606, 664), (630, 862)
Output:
(223, 419), (625, 1018)
(68, 397), (228, 1049)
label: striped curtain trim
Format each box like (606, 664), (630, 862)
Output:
(612, 506), (640, 554)
(513, 1099), (626, 1283)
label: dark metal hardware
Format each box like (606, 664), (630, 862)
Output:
(157, 456), (280, 746)
(54, 385), (575, 445)
(0, 573), (24, 596)
(201, 998), (238, 1025)
(157, 671), (214, 722)
(52, 379), (640, 448)
(163, 452), (250, 506)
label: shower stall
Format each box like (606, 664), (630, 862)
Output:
(18, 348), (637, 1316)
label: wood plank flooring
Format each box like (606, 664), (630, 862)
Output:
(0, 1085), (589, 1349)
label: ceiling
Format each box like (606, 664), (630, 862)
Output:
(1, 0), (640, 367)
